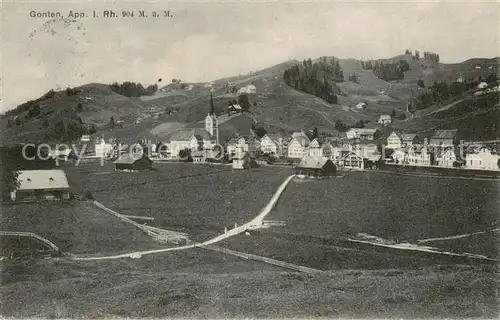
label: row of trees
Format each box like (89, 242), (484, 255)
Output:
(411, 78), (494, 111)
(405, 49), (440, 62)
(361, 60), (410, 81)
(50, 119), (95, 142)
(109, 81), (158, 97)
(334, 119), (369, 132)
(283, 57), (343, 104)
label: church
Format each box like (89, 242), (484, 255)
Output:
(205, 91), (220, 146)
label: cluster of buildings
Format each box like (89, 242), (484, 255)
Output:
(385, 129), (500, 171)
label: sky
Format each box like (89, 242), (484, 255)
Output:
(2, 0), (499, 111)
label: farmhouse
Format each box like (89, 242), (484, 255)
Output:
(295, 157), (336, 178)
(341, 152), (364, 170)
(356, 102), (367, 109)
(10, 169), (71, 202)
(386, 131), (402, 149)
(465, 146), (499, 171)
(237, 84), (257, 94)
(346, 128), (379, 140)
(429, 129), (458, 147)
(114, 154), (153, 171)
(377, 114), (392, 125)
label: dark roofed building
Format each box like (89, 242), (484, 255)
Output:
(295, 157), (337, 178)
(114, 154), (153, 171)
(429, 129), (458, 147)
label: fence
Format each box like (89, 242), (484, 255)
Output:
(202, 244), (323, 274)
(0, 231), (60, 253)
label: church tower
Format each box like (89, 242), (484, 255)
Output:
(205, 91), (219, 144)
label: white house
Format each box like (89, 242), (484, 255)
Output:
(478, 82), (488, 90)
(307, 138), (323, 157)
(95, 138), (114, 158)
(169, 130), (205, 159)
(391, 148), (407, 164)
(356, 102), (367, 109)
(466, 146), (499, 171)
(260, 134), (281, 156)
(386, 131), (402, 149)
(80, 134), (90, 142)
(237, 84), (257, 94)
(377, 114), (392, 125)
(287, 132), (310, 159)
(407, 145), (431, 166)
(226, 136), (249, 156)
(232, 146), (250, 169)
(437, 147), (457, 168)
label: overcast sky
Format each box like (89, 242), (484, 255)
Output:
(2, 0), (499, 111)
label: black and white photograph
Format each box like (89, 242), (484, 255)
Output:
(1, 0), (499, 318)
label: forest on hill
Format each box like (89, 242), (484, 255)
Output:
(283, 57), (344, 104)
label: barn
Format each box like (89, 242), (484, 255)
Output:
(295, 157), (337, 178)
(114, 154), (153, 171)
(10, 169), (71, 202)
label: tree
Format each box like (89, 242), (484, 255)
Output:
(238, 94), (252, 111)
(417, 79), (425, 88)
(334, 120), (348, 132)
(109, 116), (115, 126)
(414, 50), (420, 60)
(405, 49), (412, 55)
(178, 148), (192, 162)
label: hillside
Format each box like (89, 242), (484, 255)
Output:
(1, 55), (498, 145)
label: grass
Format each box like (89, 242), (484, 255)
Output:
(0, 201), (167, 255)
(266, 172), (500, 258)
(65, 162), (293, 241)
(1, 255), (498, 318)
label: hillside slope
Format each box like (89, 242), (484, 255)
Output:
(2, 55), (498, 145)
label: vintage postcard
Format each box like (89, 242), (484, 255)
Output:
(1, 0), (499, 318)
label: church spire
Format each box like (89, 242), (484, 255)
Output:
(210, 91), (215, 115)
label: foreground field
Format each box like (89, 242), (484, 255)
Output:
(66, 162), (292, 241)
(1, 202), (167, 255)
(267, 172), (500, 258)
(1, 255), (498, 318)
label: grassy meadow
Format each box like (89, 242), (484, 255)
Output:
(66, 162), (293, 241)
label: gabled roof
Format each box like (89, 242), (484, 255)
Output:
(401, 133), (418, 141)
(297, 156), (332, 169)
(263, 133), (283, 143)
(16, 170), (70, 191)
(431, 129), (458, 139)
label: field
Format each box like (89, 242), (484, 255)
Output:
(0, 201), (167, 255)
(264, 172), (500, 258)
(65, 162), (293, 241)
(1, 256), (498, 318)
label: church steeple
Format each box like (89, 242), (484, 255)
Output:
(210, 91), (215, 115)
